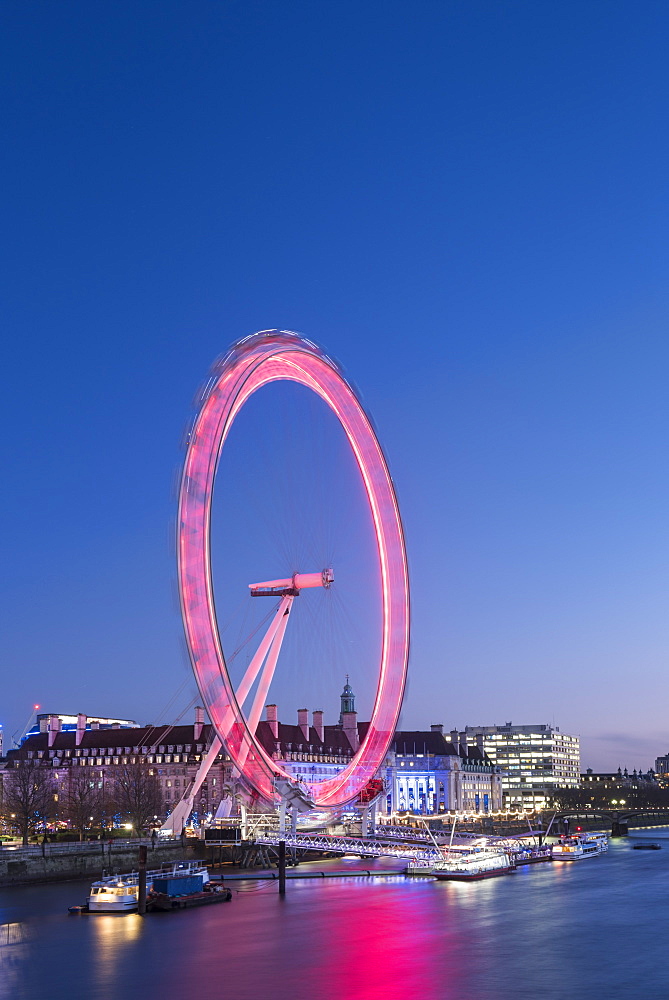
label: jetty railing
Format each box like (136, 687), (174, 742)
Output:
(255, 831), (443, 861)
(0, 837), (182, 858)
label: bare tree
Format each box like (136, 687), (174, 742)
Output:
(108, 759), (163, 835)
(62, 770), (104, 840)
(3, 760), (56, 844)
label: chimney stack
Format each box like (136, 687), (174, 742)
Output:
(266, 704), (279, 740)
(194, 706), (205, 741)
(450, 729), (459, 748)
(476, 733), (485, 753)
(342, 712), (359, 751)
(297, 709), (310, 742)
(459, 732), (468, 757)
(47, 715), (61, 748)
(39, 716), (49, 733)
(312, 710), (324, 743)
(90, 721), (100, 730)
(76, 714), (87, 746)
(430, 724), (443, 734)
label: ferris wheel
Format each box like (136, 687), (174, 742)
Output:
(177, 330), (409, 809)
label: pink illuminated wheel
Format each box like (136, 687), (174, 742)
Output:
(177, 330), (409, 808)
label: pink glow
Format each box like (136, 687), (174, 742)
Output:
(177, 330), (410, 807)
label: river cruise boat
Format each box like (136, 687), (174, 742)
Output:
(551, 832), (607, 861)
(87, 860), (210, 912)
(432, 850), (515, 882)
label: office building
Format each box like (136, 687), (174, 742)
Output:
(461, 723), (580, 811)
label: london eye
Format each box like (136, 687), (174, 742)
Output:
(177, 330), (410, 810)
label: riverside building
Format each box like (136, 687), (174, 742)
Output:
(24, 713), (138, 739)
(255, 685), (503, 816)
(387, 726), (503, 815)
(6, 710), (232, 822)
(254, 696), (366, 787)
(461, 723), (580, 811)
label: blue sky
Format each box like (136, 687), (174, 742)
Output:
(2, 1), (669, 770)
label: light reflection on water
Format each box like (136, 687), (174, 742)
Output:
(2, 837), (669, 1000)
(91, 914), (143, 993)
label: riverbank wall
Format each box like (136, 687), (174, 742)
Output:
(0, 840), (204, 887)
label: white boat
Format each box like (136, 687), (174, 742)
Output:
(432, 849), (515, 881)
(405, 859), (436, 876)
(586, 832), (609, 852)
(551, 832), (607, 861)
(87, 860), (210, 912)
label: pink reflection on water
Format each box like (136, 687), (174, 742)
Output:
(313, 880), (454, 999)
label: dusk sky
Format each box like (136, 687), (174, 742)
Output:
(3, 1), (669, 771)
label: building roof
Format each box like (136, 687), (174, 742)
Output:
(9, 723), (217, 757)
(393, 730), (459, 756)
(255, 721), (369, 758)
(9, 718), (373, 761)
(393, 730), (490, 762)
(10, 719), (492, 766)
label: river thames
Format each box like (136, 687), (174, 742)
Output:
(1, 832), (668, 1000)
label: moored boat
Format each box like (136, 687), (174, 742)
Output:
(147, 879), (232, 910)
(405, 859), (436, 876)
(551, 832), (607, 861)
(86, 860), (210, 912)
(511, 845), (553, 865)
(432, 849), (515, 881)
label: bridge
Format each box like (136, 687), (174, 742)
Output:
(250, 826), (543, 860)
(254, 831), (444, 861)
(554, 807), (669, 836)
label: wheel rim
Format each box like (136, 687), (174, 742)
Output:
(178, 330), (410, 807)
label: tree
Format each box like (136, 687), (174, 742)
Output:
(108, 759), (163, 835)
(3, 760), (56, 844)
(62, 770), (104, 840)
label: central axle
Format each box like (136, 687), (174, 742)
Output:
(249, 568), (334, 597)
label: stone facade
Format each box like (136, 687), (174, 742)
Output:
(4, 710), (232, 824)
(384, 725), (503, 815)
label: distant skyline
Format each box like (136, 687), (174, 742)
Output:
(3, 2), (669, 771)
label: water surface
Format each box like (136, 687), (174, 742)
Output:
(1, 833), (668, 1000)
